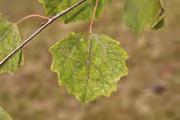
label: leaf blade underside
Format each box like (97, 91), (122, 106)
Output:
(0, 16), (23, 74)
(50, 33), (128, 103)
(124, 0), (165, 33)
(0, 107), (12, 120)
(39, 0), (106, 23)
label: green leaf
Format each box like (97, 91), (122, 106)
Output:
(0, 107), (12, 120)
(0, 16), (23, 74)
(49, 33), (128, 103)
(39, 0), (106, 23)
(123, 0), (165, 33)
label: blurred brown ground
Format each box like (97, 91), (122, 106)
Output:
(0, 0), (180, 120)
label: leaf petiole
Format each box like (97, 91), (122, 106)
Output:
(89, 0), (99, 34)
(15, 14), (50, 25)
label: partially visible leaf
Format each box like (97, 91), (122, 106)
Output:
(0, 16), (23, 74)
(39, 0), (106, 23)
(0, 107), (12, 120)
(152, 17), (165, 30)
(123, 0), (165, 33)
(50, 33), (128, 103)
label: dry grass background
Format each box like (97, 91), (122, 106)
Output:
(0, 0), (180, 120)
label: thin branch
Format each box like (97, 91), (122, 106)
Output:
(89, 0), (99, 34)
(0, 0), (87, 67)
(15, 14), (50, 25)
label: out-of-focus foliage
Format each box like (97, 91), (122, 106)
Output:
(124, 0), (165, 33)
(0, 16), (23, 74)
(0, 107), (12, 120)
(39, 0), (106, 23)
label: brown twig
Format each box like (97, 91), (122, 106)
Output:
(0, 0), (87, 66)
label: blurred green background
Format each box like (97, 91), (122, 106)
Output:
(0, 0), (180, 120)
